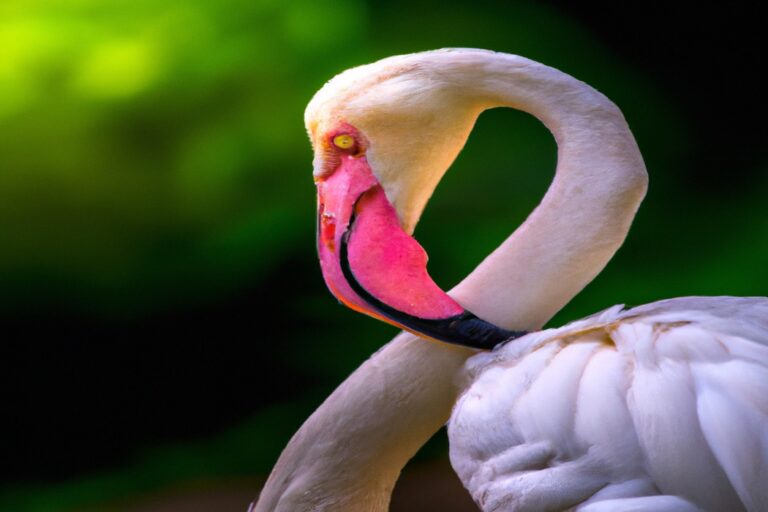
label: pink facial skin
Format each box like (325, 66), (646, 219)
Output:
(317, 155), (379, 316)
(316, 153), (465, 325)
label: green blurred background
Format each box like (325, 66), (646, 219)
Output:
(1, 1), (765, 510)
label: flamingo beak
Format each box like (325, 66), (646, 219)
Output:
(316, 154), (523, 350)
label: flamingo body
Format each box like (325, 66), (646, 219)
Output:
(450, 297), (768, 511)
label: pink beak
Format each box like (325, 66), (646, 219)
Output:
(316, 154), (523, 349)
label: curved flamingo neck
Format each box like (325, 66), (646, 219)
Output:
(256, 50), (647, 511)
(447, 52), (647, 329)
(253, 333), (472, 512)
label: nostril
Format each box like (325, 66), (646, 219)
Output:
(321, 211), (337, 252)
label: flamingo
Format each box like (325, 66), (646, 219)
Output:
(254, 49), (768, 511)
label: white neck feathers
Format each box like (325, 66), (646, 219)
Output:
(447, 51), (648, 328)
(259, 49), (647, 511)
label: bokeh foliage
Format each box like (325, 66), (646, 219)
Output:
(1, 0), (766, 510)
(0, 0), (367, 310)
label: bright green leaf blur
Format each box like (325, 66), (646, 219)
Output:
(0, 0), (367, 310)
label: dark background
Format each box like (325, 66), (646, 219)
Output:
(1, 1), (765, 510)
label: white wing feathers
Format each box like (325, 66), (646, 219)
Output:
(449, 297), (768, 512)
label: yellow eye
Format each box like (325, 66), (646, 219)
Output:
(333, 134), (355, 149)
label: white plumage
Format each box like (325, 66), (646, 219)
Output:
(450, 297), (768, 511)
(256, 50), (768, 512)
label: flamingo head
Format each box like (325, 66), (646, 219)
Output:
(304, 51), (523, 349)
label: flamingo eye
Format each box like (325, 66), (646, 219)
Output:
(333, 134), (355, 150)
